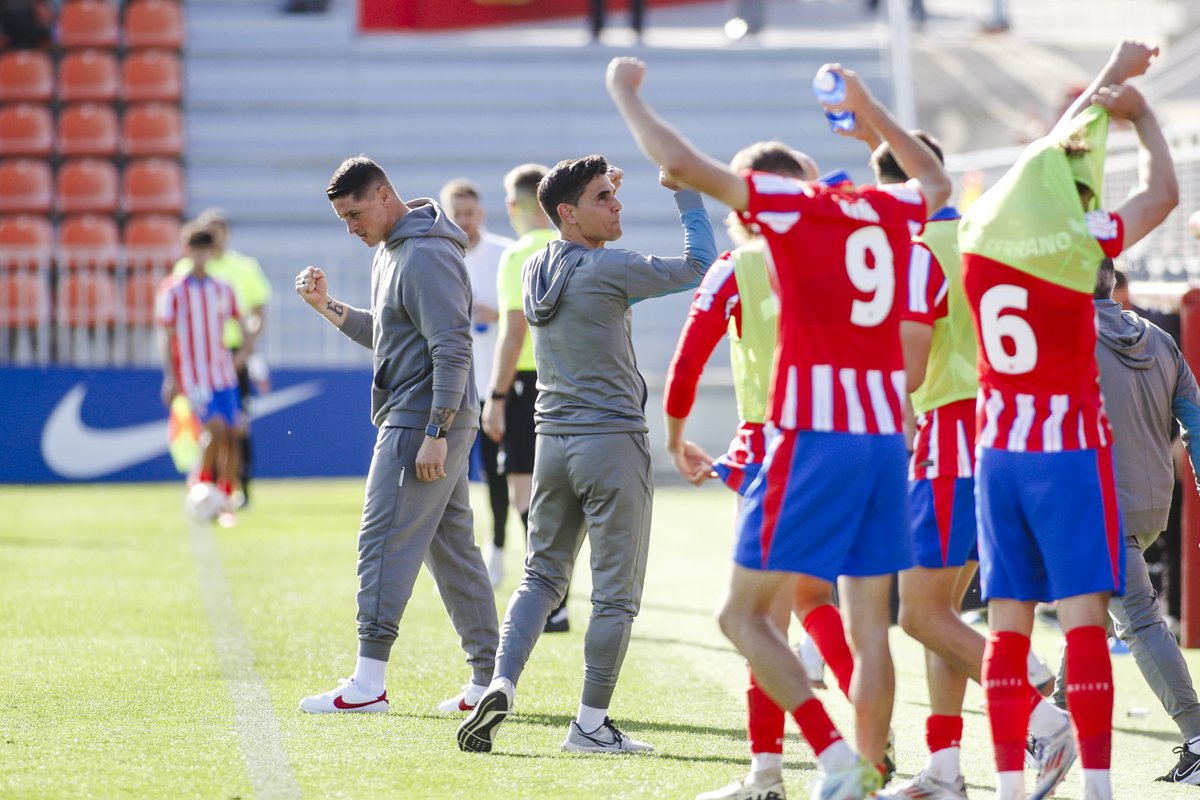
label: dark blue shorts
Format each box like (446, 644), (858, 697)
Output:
(193, 386), (242, 427)
(908, 477), (979, 568)
(976, 446), (1125, 602)
(734, 430), (913, 581)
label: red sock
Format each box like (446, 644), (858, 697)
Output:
(926, 714), (963, 754)
(803, 604), (854, 699)
(1065, 625), (1112, 769)
(747, 668), (784, 754)
(198, 468), (213, 484)
(792, 697), (844, 757)
(983, 631), (1034, 772)
(217, 478), (233, 496)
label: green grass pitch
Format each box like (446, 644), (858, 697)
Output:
(0, 479), (1195, 798)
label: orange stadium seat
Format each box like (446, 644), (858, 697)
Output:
(121, 50), (182, 103)
(121, 103), (183, 157)
(57, 214), (120, 271)
(57, 0), (120, 49)
(0, 104), (54, 158)
(56, 270), (118, 327)
(0, 272), (48, 328)
(57, 103), (120, 158)
(123, 269), (166, 325)
(0, 215), (53, 272)
(56, 158), (120, 215)
(58, 50), (119, 103)
(0, 51), (54, 103)
(123, 0), (185, 50)
(123, 214), (181, 271)
(0, 160), (53, 215)
(121, 159), (184, 215)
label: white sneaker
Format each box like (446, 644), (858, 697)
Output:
(810, 757), (883, 800)
(796, 632), (827, 690)
(457, 681), (513, 753)
(485, 544), (504, 588)
(436, 682), (488, 713)
(298, 677), (388, 713)
(1027, 651), (1055, 697)
(696, 769), (786, 799)
(561, 717), (654, 753)
(876, 770), (967, 799)
(1029, 721), (1077, 800)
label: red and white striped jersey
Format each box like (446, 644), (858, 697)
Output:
(910, 398), (975, 479)
(741, 172), (926, 434)
(158, 273), (241, 398)
(962, 210), (1124, 452)
(902, 242), (948, 327)
(664, 252), (741, 420)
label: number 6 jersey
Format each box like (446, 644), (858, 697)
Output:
(740, 171), (926, 435)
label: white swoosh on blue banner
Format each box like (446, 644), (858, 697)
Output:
(40, 381), (323, 480)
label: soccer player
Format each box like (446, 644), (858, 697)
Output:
(456, 156), (717, 756)
(608, 57), (949, 799)
(663, 141), (860, 800)
(158, 225), (246, 524)
(957, 40), (1177, 800)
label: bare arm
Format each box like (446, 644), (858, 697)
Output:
(607, 57), (749, 211)
(1098, 84), (1179, 248)
(900, 320), (933, 394)
(295, 266), (352, 329)
(1056, 39), (1159, 127)
(159, 326), (176, 406)
(665, 413), (716, 486)
(482, 309), (527, 443)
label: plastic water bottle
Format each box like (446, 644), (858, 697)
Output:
(812, 67), (856, 133)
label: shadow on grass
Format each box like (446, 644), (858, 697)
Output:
(630, 632), (739, 656)
(638, 601), (717, 619)
(0, 535), (125, 549)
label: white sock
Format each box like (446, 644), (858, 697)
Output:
(749, 752), (783, 775)
(1029, 698), (1069, 739)
(925, 746), (960, 782)
(352, 656), (387, 696)
(995, 769), (1024, 799)
(1081, 768), (1112, 798)
(464, 682), (489, 703)
(576, 703), (607, 732)
(1187, 733), (1200, 755)
(815, 739), (858, 773)
(487, 676), (515, 699)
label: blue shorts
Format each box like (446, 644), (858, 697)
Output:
(713, 459), (762, 497)
(976, 446), (1125, 602)
(734, 430), (913, 581)
(192, 386), (242, 427)
(908, 477), (979, 568)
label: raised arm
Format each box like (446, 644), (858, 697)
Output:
(295, 265), (373, 349)
(823, 64), (951, 211)
(606, 57), (749, 212)
(1096, 84), (1179, 248)
(1056, 39), (1159, 128)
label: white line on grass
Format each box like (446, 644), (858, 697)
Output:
(190, 520), (302, 800)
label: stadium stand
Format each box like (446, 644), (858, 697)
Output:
(121, 49), (182, 103)
(0, 104), (54, 158)
(57, 0), (120, 50)
(57, 49), (120, 103)
(57, 214), (120, 271)
(0, 160), (54, 214)
(56, 158), (120, 215)
(57, 103), (120, 157)
(123, 0), (185, 50)
(121, 158), (184, 215)
(122, 213), (181, 271)
(0, 214), (53, 272)
(121, 103), (183, 157)
(0, 51), (54, 103)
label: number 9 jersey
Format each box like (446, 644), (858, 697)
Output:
(740, 171), (927, 435)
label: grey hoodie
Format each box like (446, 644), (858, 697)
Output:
(523, 190), (717, 434)
(339, 198), (480, 429)
(1095, 299), (1200, 535)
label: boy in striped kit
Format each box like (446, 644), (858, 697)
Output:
(157, 225), (246, 522)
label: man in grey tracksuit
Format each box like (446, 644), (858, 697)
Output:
(295, 156), (499, 715)
(1052, 258), (1200, 783)
(458, 155), (716, 754)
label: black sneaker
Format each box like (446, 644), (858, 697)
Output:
(1157, 744), (1200, 784)
(456, 682), (512, 753)
(544, 605), (569, 634)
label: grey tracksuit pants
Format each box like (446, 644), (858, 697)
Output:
(1053, 532), (1200, 739)
(494, 431), (654, 709)
(355, 425), (499, 686)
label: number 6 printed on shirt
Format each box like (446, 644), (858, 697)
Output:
(846, 226), (894, 327)
(979, 284), (1038, 374)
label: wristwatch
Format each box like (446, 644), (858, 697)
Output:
(424, 423), (447, 439)
(490, 391), (507, 400)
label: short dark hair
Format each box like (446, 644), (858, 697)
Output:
(538, 155), (609, 229)
(327, 156), (390, 201)
(183, 226), (215, 249)
(730, 141), (811, 178)
(1094, 257), (1116, 299)
(870, 131), (944, 184)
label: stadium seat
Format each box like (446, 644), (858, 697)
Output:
(57, 50), (120, 103)
(57, 214), (120, 271)
(57, 103), (120, 158)
(0, 104), (54, 158)
(0, 160), (53, 214)
(0, 51), (54, 103)
(122, 269), (165, 326)
(0, 272), (48, 328)
(56, 270), (119, 327)
(56, 158), (120, 215)
(121, 103), (184, 157)
(123, 214), (181, 271)
(0, 215), (53, 272)
(57, 0), (120, 49)
(121, 50), (182, 103)
(121, 159), (184, 215)
(123, 0), (185, 50)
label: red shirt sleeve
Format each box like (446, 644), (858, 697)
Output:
(899, 242), (947, 326)
(1087, 210), (1124, 258)
(664, 253), (741, 419)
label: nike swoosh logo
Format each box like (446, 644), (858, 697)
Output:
(333, 692), (387, 709)
(41, 381), (323, 479)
